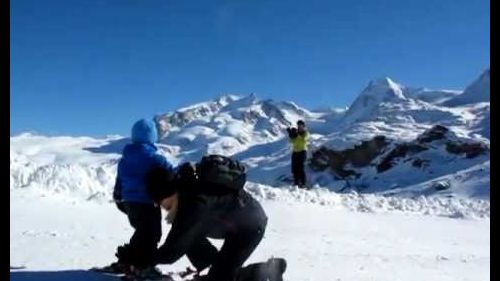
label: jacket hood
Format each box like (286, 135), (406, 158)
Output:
(131, 119), (158, 144)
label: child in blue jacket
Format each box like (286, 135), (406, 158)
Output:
(103, 119), (174, 278)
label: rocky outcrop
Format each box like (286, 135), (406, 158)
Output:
(376, 143), (427, 173)
(310, 125), (489, 180)
(446, 142), (489, 158)
(416, 125), (449, 143)
(310, 136), (389, 179)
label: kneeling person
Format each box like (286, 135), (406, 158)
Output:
(150, 156), (274, 281)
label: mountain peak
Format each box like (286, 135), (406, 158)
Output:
(365, 77), (405, 97)
(342, 77), (407, 123)
(369, 77), (398, 88)
(445, 68), (490, 106)
(215, 94), (242, 105)
(358, 76), (406, 100)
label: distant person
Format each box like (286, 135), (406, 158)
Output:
(96, 119), (175, 279)
(286, 120), (309, 188)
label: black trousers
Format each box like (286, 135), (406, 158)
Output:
(187, 223), (267, 281)
(116, 202), (162, 267)
(291, 151), (307, 186)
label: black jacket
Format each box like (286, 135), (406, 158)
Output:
(155, 186), (267, 265)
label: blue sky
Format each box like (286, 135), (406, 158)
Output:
(11, 0), (490, 137)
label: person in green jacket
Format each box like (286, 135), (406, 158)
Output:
(286, 120), (309, 188)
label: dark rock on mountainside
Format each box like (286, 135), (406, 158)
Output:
(310, 136), (388, 179)
(309, 125), (489, 180)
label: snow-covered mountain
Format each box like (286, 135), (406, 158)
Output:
(153, 93), (327, 160)
(10, 69), (490, 202)
(342, 77), (408, 124)
(331, 75), (486, 144)
(445, 69), (490, 106)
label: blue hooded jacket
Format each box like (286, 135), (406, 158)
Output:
(114, 119), (174, 203)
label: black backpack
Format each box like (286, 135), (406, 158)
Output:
(195, 154), (247, 195)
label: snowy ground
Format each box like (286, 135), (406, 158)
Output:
(10, 188), (489, 281)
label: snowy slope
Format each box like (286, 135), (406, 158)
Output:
(10, 188), (490, 281)
(382, 161), (490, 199)
(404, 88), (462, 105)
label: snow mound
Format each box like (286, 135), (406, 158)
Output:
(245, 183), (489, 219)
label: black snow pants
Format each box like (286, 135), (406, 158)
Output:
(291, 150), (307, 187)
(187, 223), (267, 281)
(116, 202), (162, 268)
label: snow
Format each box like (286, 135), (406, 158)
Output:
(10, 188), (490, 281)
(404, 88), (462, 105)
(10, 133), (121, 166)
(383, 161), (490, 200)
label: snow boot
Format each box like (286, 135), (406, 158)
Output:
(91, 261), (131, 274)
(236, 257), (287, 281)
(129, 266), (164, 280)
